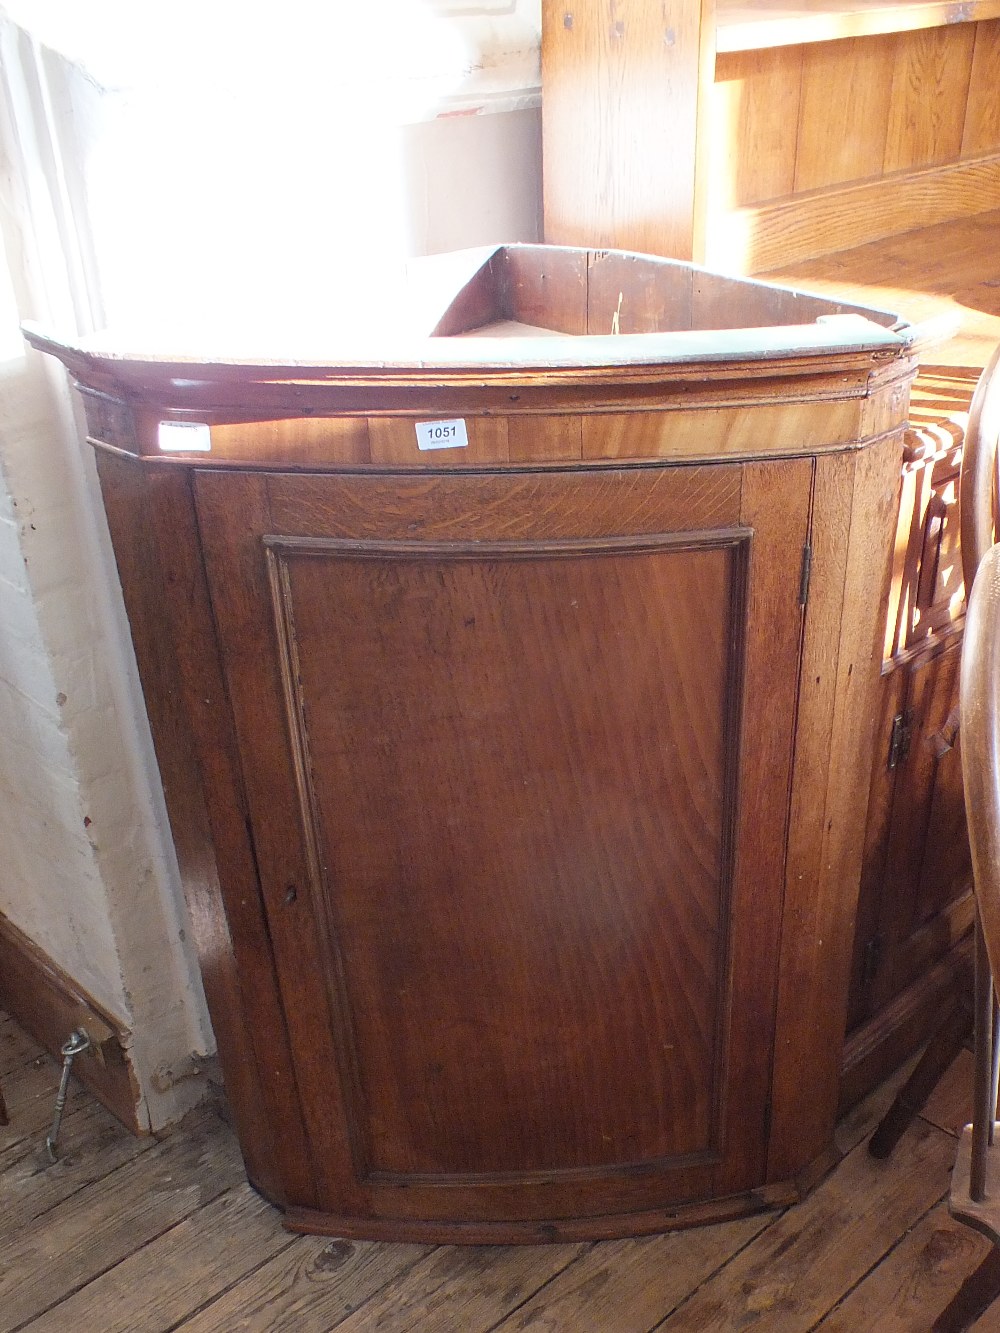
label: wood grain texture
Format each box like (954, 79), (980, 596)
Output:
(368, 415), (509, 467)
(18, 1185), (286, 1333)
(0, 1111), (240, 1333)
(847, 665), (909, 1031)
(264, 466), (743, 545)
(8, 1008), (994, 1330)
(960, 343), (1000, 592)
(582, 399), (863, 460)
(716, 0), (1000, 53)
(490, 1213), (773, 1331)
(191, 471), (357, 1213)
(0, 1012), (43, 1077)
(960, 543), (1000, 998)
(586, 248), (694, 333)
(39, 239), (925, 1240)
(1, 1054), (85, 1158)
(95, 451), (304, 1206)
(193, 456), (821, 1235)
(317, 1244), (587, 1333)
(840, 931), (973, 1113)
(962, 19), (1000, 157)
(1, 1098), (155, 1232)
(883, 25), (977, 174)
(176, 1236), (432, 1333)
(870, 645), (971, 1010)
(922, 1044), (973, 1136)
(506, 413), (583, 462)
(542, 0), (715, 258)
(709, 48), (803, 209)
(723, 457), (813, 1194)
(794, 36), (895, 192)
(661, 1119), (956, 1330)
(816, 1201), (991, 1330)
(763, 213), (1000, 374)
(769, 434), (905, 1179)
(496, 245), (589, 334)
(724, 153), (1000, 275)
(279, 538), (737, 1177)
(209, 417), (371, 466)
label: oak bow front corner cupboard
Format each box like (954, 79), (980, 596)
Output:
(26, 245), (919, 1242)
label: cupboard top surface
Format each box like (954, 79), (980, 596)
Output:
(24, 245), (910, 394)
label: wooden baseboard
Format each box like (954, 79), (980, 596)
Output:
(705, 154), (1000, 275)
(0, 912), (142, 1133)
(839, 931), (974, 1115)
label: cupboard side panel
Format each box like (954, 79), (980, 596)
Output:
(93, 451), (305, 1205)
(769, 433), (905, 1180)
(718, 457), (813, 1195)
(192, 470), (360, 1211)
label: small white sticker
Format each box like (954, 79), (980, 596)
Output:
(158, 420), (212, 453)
(415, 418), (468, 451)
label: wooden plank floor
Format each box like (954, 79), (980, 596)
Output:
(2, 1010), (1000, 1333)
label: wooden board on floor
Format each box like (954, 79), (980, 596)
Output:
(177, 1239), (437, 1333)
(491, 1214), (775, 1331)
(0, 1053), (83, 1158)
(1, 1098), (155, 1231)
(816, 1200), (992, 1330)
(0, 1111), (240, 1333)
(921, 1046), (974, 1137)
(21, 1185), (288, 1333)
(658, 1120), (956, 1329)
(325, 1244), (588, 1333)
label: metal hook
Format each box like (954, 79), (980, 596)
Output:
(45, 1029), (92, 1163)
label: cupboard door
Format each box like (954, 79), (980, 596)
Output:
(856, 641), (973, 1023)
(194, 462), (810, 1231)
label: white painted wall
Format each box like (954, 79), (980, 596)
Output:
(0, 2), (543, 1128)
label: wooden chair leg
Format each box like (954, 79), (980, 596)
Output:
(869, 995), (972, 1159)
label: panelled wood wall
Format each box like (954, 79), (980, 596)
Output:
(543, 5), (1000, 276)
(705, 19), (1000, 271)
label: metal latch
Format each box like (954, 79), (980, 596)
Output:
(888, 712), (912, 770)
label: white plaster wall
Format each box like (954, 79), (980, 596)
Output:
(11, 2), (543, 333)
(0, 61), (215, 1127)
(0, 0), (543, 1128)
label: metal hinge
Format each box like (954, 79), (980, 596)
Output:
(798, 542), (812, 606)
(888, 712), (912, 770)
